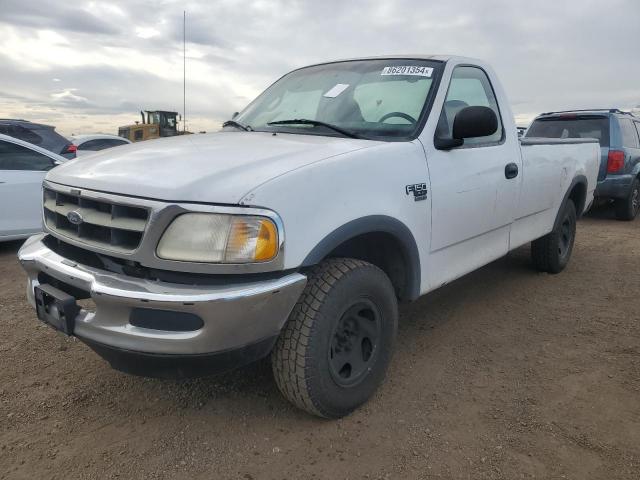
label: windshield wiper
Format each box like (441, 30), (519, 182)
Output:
(222, 119), (252, 131)
(267, 119), (361, 139)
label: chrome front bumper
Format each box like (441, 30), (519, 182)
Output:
(18, 234), (306, 357)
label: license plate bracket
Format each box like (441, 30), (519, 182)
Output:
(34, 284), (79, 335)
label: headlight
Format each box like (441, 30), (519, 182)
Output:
(156, 213), (279, 263)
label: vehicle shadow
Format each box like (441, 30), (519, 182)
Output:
(86, 244), (535, 422)
(585, 201), (617, 220)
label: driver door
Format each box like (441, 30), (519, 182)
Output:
(425, 65), (521, 286)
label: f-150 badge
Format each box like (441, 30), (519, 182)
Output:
(405, 183), (428, 201)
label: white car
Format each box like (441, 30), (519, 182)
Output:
(19, 56), (600, 418)
(68, 134), (131, 157)
(0, 134), (67, 241)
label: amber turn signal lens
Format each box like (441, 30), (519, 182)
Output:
(255, 220), (278, 261)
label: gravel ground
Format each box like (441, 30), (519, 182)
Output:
(1, 205), (639, 479)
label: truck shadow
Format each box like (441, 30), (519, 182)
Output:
(90, 243), (535, 422)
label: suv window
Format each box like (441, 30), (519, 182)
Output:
(435, 66), (503, 147)
(619, 119), (639, 148)
(0, 124), (42, 145)
(13, 126), (42, 145)
(0, 140), (56, 171)
(635, 122), (640, 143)
(526, 116), (610, 147)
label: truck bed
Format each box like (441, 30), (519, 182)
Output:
(509, 137), (600, 249)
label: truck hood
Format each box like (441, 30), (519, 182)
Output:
(47, 132), (379, 204)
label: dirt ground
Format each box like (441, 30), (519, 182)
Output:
(1, 205), (638, 480)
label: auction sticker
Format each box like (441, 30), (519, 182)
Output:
(381, 66), (433, 77)
(323, 83), (350, 98)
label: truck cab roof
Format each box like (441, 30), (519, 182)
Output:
(301, 54), (487, 69)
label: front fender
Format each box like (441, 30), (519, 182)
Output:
(302, 215), (421, 300)
(238, 140), (432, 298)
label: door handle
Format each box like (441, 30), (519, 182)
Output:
(505, 163), (519, 179)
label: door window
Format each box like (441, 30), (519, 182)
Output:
(79, 139), (129, 151)
(436, 66), (503, 147)
(0, 140), (56, 171)
(78, 139), (103, 151)
(103, 139), (128, 148)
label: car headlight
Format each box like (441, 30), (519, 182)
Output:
(156, 213), (279, 263)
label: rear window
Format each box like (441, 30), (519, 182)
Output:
(526, 116), (609, 147)
(0, 124), (42, 145)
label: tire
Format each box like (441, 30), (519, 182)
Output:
(531, 199), (577, 274)
(614, 178), (640, 221)
(272, 258), (398, 418)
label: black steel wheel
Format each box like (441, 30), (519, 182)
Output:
(328, 300), (382, 387)
(531, 199), (577, 274)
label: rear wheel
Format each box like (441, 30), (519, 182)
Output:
(531, 199), (577, 274)
(272, 258), (397, 418)
(614, 178), (640, 221)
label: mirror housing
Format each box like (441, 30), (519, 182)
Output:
(232, 111), (239, 119)
(434, 106), (499, 150)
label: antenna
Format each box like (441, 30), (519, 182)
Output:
(183, 10), (186, 133)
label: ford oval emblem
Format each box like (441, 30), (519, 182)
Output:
(67, 210), (84, 226)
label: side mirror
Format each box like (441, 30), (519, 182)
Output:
(434, 106), (498, 150)
(232, 111), (239, 119)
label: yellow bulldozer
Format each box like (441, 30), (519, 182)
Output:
(118, 110), (187, 142)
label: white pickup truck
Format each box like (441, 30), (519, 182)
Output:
(18, 56), (599, 418)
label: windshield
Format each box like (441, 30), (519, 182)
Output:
(526, 116), (610, 147)
(233, 59), (442, 140)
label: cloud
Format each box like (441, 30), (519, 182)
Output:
(51, 88), (90, 106)
(0, 0), (122, 35)
(135, 26), (161, 39)
(0, 0), (638, 135)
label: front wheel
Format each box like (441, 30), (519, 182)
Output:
(531, 199), (577, 274)
(272, 258), (398, 418)
(614, 178), (640, 221)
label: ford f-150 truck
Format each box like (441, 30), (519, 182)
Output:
(18, 56), (600, 418)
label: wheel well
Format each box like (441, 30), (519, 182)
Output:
(321, 232), (413, 302)
(568, 181), (587, 217)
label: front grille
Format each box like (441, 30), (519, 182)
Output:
(43, 187), (149, 253)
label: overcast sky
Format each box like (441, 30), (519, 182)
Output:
(1, 0), (639, 135)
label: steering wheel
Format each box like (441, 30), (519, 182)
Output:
(379, 112), (417, 124)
